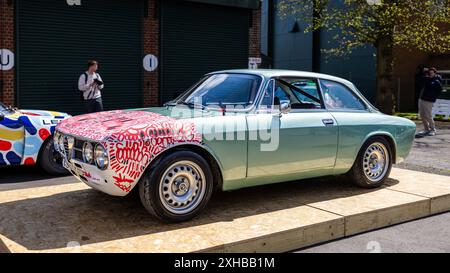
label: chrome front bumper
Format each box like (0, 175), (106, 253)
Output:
(63, 158), (128, 196)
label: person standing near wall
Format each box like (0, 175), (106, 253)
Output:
(78, 60), (104, 113)
(416, 67), (443, 137)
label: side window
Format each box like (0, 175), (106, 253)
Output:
(274, 85), (290, 103)
(276, 78), (323, 110)
(258, 78), (325, 112)
(320, 80), (366, 110)
(289, 79), (322, 108)
(258, 80), (291, 112)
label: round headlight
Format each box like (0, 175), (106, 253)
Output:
(83, 142), (94, 163)
(94, 144), (109, 170)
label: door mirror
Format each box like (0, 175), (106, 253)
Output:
(273, 96), (291, 115)
(279, 100), (291, 114)
(0, 113), (5, 121)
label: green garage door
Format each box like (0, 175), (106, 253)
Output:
(16, 0), (143, 115)
(160, 0), (250, 104)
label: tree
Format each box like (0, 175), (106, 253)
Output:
(278, 0), (450, 114)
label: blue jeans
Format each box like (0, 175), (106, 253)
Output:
(84, 98), (103, 113)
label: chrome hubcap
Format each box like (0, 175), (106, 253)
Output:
(363, 142), (389, 183)
(159, 161), (206, 215)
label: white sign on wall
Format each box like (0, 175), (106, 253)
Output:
(0, 49), (14, 71)
(143, 54), (158, 72)
(66, 0), (81, 6)
(248, 57), (262, 69)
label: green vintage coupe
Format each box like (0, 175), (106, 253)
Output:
(55, 70), (416, 222)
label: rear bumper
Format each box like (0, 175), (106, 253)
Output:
(395, 126), (416, 164)
(395, 156), (405, 164)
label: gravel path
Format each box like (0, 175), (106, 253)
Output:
(396, 121), (450, 176)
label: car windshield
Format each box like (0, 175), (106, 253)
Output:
(177, 73), (262, 108)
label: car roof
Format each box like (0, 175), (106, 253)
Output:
(208, 69), (355, 87)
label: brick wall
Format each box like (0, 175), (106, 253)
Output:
(0, 0), (15, 106)
(143, 0), (160, 107)
(249, 8), (261, 60)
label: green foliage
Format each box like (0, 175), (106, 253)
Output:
(278, 0), (450, 55)
(394, 112), (419, 120)
(394, 112), (450, 122)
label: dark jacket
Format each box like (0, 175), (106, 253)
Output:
(421, 75), (443, 103)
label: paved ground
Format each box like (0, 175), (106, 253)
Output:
(297, 212), (450, 253)
(397, 121), (450, 176)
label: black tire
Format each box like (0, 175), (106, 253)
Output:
(139, 150), (214, 223)
(39, 138), (68, 175)
(347, 136), (393, 189)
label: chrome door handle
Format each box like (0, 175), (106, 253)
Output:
(322, 119), (335, 126)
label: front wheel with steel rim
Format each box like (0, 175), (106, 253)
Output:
(347, 136), (393, 188)
(139, 150), (214, 223)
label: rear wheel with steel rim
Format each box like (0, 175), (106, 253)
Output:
(363, 142), (389, 183)
(139, 150), (213, 222)
(347, 136), (393, 188)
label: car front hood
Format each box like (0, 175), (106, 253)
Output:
(56, 109), (201, 142)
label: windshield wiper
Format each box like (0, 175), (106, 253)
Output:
(164, 101), (196, 107)
(176, 101), (206, 110)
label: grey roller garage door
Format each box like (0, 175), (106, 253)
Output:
(160, 0), (250, 104)
(16, 0), (144, 115)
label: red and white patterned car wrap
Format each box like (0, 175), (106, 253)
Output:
(57, 110), (202, 196)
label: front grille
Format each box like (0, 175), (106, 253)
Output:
(60, 135), (94, 164)
(74, 149), (83, 161)
(73, 139), (84, 162)
(63, 137), (70, 159)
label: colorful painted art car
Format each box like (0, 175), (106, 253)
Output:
(56, 70), (416, 222)
(0, 102), (69, 174)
